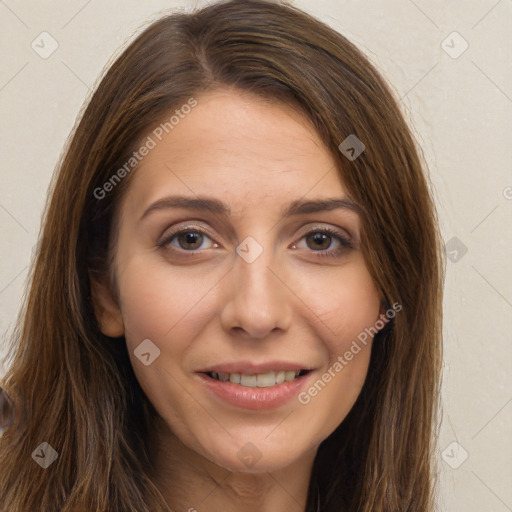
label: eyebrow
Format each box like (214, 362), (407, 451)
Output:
(139, 194), (361, 221)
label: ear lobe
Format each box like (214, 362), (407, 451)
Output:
(90, 275), (125, 338)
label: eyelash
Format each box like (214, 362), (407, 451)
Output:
(156, 226), (354, 258)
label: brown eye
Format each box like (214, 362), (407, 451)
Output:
(176, 231), (204, 250)
(158, 228), (217, 253)
(305, 232), (333, 251)
(292, 228), (354, 258)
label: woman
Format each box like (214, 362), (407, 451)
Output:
(0, 0), (444, 510)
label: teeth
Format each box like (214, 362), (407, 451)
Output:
(275, 371), (285, 384)
(218, 372), (229, 382)
(256, 371), (275, 387)
(285, 370), (297, 382)
(240, 374), (257, 386)
(229, 373), (241, 384)
(209, 370), (304, 387)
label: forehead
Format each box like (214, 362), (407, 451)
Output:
(121, 89), (345, 218)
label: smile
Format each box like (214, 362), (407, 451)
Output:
(198, 367), (313, 410)
(205, 370), (308, 388)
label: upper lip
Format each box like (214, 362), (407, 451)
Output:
(197, 361), (314, 374)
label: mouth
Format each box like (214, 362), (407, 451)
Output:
(197, 366), (314, 410)
(202, 369), (311, 388)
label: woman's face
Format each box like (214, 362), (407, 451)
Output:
(98, 89), (383, 473)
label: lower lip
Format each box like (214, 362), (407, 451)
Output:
(198, 373), (311, 410)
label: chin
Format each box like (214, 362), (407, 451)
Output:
(197, 435), (315, 474)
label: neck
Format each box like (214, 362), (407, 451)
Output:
(151, 418), (316, 512)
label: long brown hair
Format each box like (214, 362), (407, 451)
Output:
(0, 1), (444, 510)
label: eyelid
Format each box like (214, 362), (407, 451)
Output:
(291, 225), (354, 254)
(156, 223), (219, 249)
(295, 223), (354, 243)
(157, 221), (356, 254)
(159, 221), (216, 239)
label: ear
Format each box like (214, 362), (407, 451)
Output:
(90, 275), (125, 338)
(375, 299), (390, 326)
(379, 301), (387, 319)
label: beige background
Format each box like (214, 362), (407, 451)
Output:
(1, 0), (511, 510)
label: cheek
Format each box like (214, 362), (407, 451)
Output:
(115, 256), (222, 425)
(292, 262), (380, 444)
(296, 258), (380, 403)
(297, 258), (381, 351)
(117, 253), (222, 348)
(114, 254), (227, 409)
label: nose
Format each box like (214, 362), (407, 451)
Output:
(219, 243), (293, 340)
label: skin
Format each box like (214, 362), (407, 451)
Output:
(93, 89), (384, 512)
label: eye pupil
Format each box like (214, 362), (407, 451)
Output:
(178, 232), (203, 249)
(307, 232), (331, 250)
